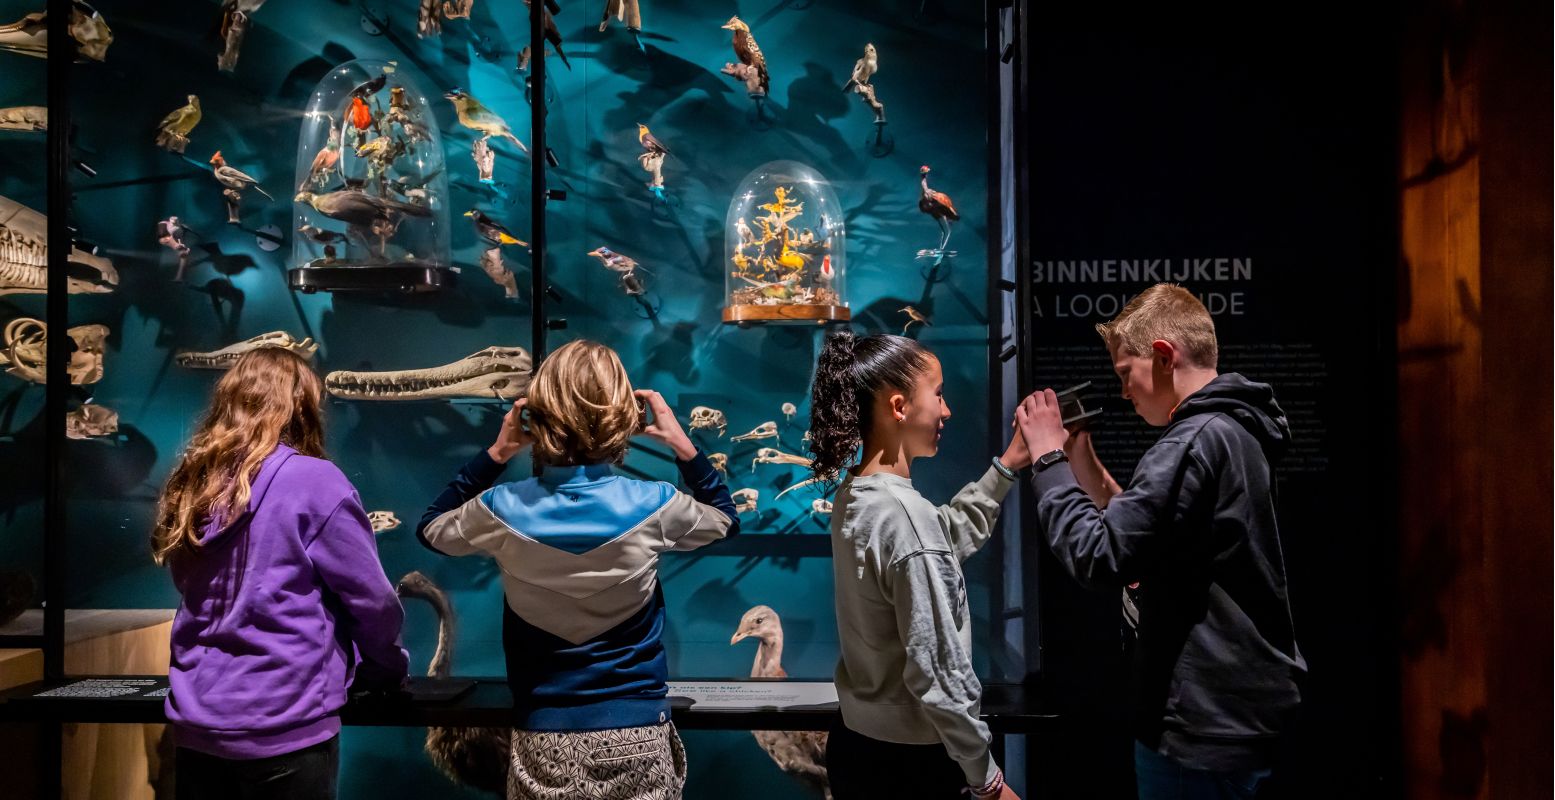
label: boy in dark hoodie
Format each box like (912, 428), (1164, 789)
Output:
(1015, 284), (1305, 800)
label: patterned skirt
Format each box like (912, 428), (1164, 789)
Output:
(508, 723), (687, 800)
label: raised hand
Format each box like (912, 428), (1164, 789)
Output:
(634, 389), (697, 461)
(487, 398), (535, 464)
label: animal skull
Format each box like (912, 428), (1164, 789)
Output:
(781, 402), (796, 421)
(1, 194), (118, 297)
(707, 453), (729, 476)
(175, 331), (317, 370)
(731, 488), (759, 514)
(368, 511), (401, 533)
(810, 499), (833, 516)
(731, 421), (777, 442)
(1, 317), (107, 385)
(0, 106), (46, 132)
(65, 403), (117, 439)
(751, 447), (812, 472)
(688, 406), (727, 437)
(326, 346), (532, 401)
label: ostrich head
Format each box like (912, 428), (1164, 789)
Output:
(731, 605), (783, 646)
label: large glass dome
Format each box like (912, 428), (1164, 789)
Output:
(288, 59), (453, 292)
(723, 160), (849, 324)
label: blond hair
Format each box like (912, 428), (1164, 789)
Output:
(153, 348), (326, 565)
(1095, 284), (1219, 368)
(526, 340), (638, 467)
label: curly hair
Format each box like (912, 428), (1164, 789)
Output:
(806, 331), (932, 484)
(526, 339), (639, 468)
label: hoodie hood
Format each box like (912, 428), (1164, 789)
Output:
(1171, 373), (1291, 459)
(198, 444), (298, 548)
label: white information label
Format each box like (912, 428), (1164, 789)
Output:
(35, 679), (161, 699)
(667, 681), (837, 710)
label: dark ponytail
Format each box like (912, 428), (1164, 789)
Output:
(807, 331), (933, 484)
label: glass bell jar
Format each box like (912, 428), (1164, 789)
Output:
(723, 160), (849, 324)
(288, 59), (453, 293)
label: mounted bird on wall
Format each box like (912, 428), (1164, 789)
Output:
(731, 606), (832, 798)
(209, 151), (272, 224)
(721, 16), (769, 96)
(155, 95), (200, 153)
(916, 165), (959, 265)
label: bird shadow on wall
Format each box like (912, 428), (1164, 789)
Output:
(636, 320), (701, 384)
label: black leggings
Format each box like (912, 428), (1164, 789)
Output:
(176, 735), (339, 800)
(825, 718), (967, 799)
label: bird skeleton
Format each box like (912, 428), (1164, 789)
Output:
(0, 106), (46, 132)
(707, 452), (729, 476)
(1, 317), (107, 385)
(175, 331), (317, 370)
(751, 447), (811, 472)
(731, 421), (778, 443)
(688, 406), (728, 437)
(731, 488), (760, 514)
(368, 511), (401, 533)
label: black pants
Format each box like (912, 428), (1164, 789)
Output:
(825, 718), (967, 799)
(176, 735), (339, 800)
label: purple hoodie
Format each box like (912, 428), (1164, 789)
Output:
(165, 444), (409, 759)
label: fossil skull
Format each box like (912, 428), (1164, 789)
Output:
(326, 346), (532, 401)
(0, 106), (46, 132)
(368, 511), (401, 533)
(731, 421), (778, 442)
(65, 403), (117, 439)
(0, 2), (113, 61)
(688, 406), (727, 437)
(707, 452), (729, 476)
(1, 317), (107, 385)
(732, 488), (760, 514)
(781, 402), (796, 421)
(751, 447), (812, 472)
(1, 194), (118, 296)
(810, 498), (833, 516)
(175, 331), (317, 370)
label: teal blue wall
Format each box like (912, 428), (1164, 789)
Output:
(31, 1), (995, 797)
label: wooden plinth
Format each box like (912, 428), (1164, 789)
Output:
(722, 304), (851, 324)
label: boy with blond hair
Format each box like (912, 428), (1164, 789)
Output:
(1016, 284), (1305, 799)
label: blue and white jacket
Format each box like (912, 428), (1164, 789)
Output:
(417, 449), (738, 731)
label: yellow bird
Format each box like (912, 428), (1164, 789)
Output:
(155, 95), (202, 152)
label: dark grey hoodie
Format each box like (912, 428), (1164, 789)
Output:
(1031, 373), (1306, 771)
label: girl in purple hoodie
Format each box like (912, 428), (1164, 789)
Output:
(154, 348), (409, 800)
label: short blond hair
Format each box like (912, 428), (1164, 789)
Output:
(1095, 284), (1218, 368)
(526, 340), (638, 467)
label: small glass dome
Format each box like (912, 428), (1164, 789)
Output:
(288, 59), (453, 293)
(723, 160), (849, 324)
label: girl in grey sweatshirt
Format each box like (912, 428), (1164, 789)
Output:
(807, 332), (1030, 800)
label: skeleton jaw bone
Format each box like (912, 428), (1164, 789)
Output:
(175, 332), (317, 370)
(731, 421), (777, 442)
(1, 194), (119, 296)
(688, 406), (728, 437)
(326, 346), (532, 401)
(1, 318), (107, 385)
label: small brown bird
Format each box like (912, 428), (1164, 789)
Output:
(900, 305), (931, 336)
(300, 120), (341, 190)
(721, 16), (769, 95)
(636, 123), (669, 157)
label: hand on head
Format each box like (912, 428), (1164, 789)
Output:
(633, 389), (697, 461)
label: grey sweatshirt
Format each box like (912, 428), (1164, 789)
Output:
(829, 465), (1013, 786)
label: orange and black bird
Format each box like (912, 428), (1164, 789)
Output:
(464, 209), (527, 248)
(348, 96), (373, 133)
(636, 123), (669, 157)
(918, 165), (959, 252)
(721, 16), (769, 95)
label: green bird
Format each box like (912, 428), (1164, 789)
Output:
(444, 89), (528, 153)
(155, 95), (201, 152)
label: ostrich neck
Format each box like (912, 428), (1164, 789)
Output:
(751, 635), (784, 677)
(419, 590), (456, 679)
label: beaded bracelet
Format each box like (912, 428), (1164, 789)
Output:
(966, 769), (1005, 799)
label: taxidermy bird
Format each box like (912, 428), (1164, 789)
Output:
(636, 123), (669, 157)
(300, 120), (341, 190)
(350, 72), (388, 99)
(587, 246), (646, 296)
(210, 151), (271, 223)
(445, 90), (528, 153)
(397, 572), (511, 796)
(295, 189), (430, 228)
(841, 43), (877, 93)
(156, 216), (193, 281)
(731, 606), (831, 799)
(155, 95), (201, 153)
(522, 0), (571, 70)
(297, 223), (346, 259)
(465, 209), (526, 247)
(917, 165), (959, 253)
(900, 305), (931, 336)
(721, 16), (769, 95)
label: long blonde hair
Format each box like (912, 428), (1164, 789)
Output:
(526, 339), (638, 468)
(153, 347), (326, 565)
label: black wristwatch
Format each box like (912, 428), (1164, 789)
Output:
(1034, 448), (1068, 472)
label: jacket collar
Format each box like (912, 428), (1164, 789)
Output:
(537, 462), (616, 487)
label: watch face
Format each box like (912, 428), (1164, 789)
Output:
(1040, 450), (1066, 466)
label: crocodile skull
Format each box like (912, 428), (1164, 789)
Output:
(65, 403), (117, 439)
(0, 194), (118, 296)
(731, 421), (778, 442)
(176, 332), (317, 370)
(688, 406), (727, 437)
(731, 488), (759, 514)
(368, 511), (401, 533)
(1, 317), (107, 385)
(326, 346), (532, 401)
